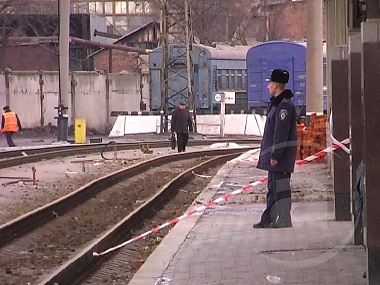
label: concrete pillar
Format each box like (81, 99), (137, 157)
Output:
(325, 0), (348, 173)
(331, 46), (351, 221)
(306, 0), (324, 115)
(348, 34), (363, 245)
(361, 20), (380, 284)
(59, 0), (70, 109)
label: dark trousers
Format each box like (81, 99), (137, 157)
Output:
(4, 132), (16, 147)
(177, 133), (189, 152)
(260, 171), (292, 224)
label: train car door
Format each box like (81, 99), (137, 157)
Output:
(246, 41), (307, 110)
(261, 57), (293, 103)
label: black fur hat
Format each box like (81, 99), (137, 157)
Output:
(266, 69), (289, 84)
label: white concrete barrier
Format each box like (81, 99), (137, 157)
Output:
(109, 114), (267, 137)
(109, 115), (126, 137)
(224, 114), (247, 135)
(196, 115), (221, 135)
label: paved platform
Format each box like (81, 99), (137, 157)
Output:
(129, 150), (366, 285)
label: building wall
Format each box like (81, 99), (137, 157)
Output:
(0, 74), (6, 108)
(109, 73), (141, 111)
(93, 49), (141, 73)
(7, 73), (41, 128)
(73, 73), (109, 132)
(248, 1), (327, 42)
(41, 72), (60, 126)
(4, 45), (57, 71)
(0, 71), (142, 133)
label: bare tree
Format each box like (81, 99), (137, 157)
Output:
(192, 0), (255, 45)
(260, 0), (288, 41)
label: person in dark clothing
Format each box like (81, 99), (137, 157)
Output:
(1, 105), (22, 147)
(253, 69), (298, 229)
(171, 101), (193, 152)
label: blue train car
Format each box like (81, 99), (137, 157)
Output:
(246, 41), (307, 108)
(149, 44), (250, 113)
(246, 41), (327, 112)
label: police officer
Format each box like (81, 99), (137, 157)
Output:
(1, 106), (22, 147)
(253, 69), (297, 229)
(171, 101), (193, 152)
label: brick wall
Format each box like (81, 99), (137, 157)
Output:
(93, 49), (140, 73)
(3, 45), (57, 71)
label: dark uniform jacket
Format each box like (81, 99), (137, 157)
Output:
(171, 107), (193, 134)
(257, 89), (297, 173)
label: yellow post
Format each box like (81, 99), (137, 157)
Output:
(75, 118), (86, 144)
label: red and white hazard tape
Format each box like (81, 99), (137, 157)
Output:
(93, 138), (350, 257)
(229, 137), (350, 164)
(296, 138), (350, 166)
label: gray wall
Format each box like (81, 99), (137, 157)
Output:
(0, 71), (147, 133)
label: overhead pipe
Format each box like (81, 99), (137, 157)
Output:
(1, 36), (151, 54)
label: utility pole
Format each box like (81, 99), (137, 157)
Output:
(160, 0), (169, 133)
(185, 0), (196, 131)
(306, 0), (324, 119)
(159, 0), (196, 133)
(57, 0), (70, 141)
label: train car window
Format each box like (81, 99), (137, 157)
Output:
(229, 70), (234, 90)
(220, 70), (227, 90)
(242, 70), (247, 90)
(323, 59), (327, 86)
(217, 69), (247, 91)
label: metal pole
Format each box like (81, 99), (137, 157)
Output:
(57, 0), (70, 141)
(220, 93), (225, 138)
(185, 0), (196, 131)
(160, 0), (169, 133)
(306, 0), (324, 121)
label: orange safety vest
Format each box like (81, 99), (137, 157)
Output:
(2, 112), (19, 133)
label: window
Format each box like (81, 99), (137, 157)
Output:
(72, 3), (89, 13)
(105, 2), (113, 14)
(143, 1), (152, 13)
(115, 16), (127, 34)
(115, 2), (127, 14)
(89, 3), (96, 13)
(129, 1), (143, 14)
(105, 16), (114, 30)
(95, 2), (104, 13)
(242, 70), (247, 90)
(236, 70), (242, 90)
(217, 69), (247, 91)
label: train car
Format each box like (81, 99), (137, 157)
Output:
(149, 44), (251, 114)
(149, 41), (327, 115)
(246, 41), (327, 112)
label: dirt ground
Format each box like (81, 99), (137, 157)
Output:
(0, 145), (210, 224)
(0, 151), (219, 285)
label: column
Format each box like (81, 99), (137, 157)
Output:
(306, 0), (324, 115)
(362, 20), (380, 284)
(348, 34), (363, 245)
(331, 46), (350, 221)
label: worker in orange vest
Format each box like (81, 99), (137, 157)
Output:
(1, 106), (22, 147)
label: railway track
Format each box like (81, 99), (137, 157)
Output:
(0, 147), (253, 285)
(0, 138), (260, 169)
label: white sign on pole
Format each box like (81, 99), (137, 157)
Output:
(214, 91), (235, 104)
